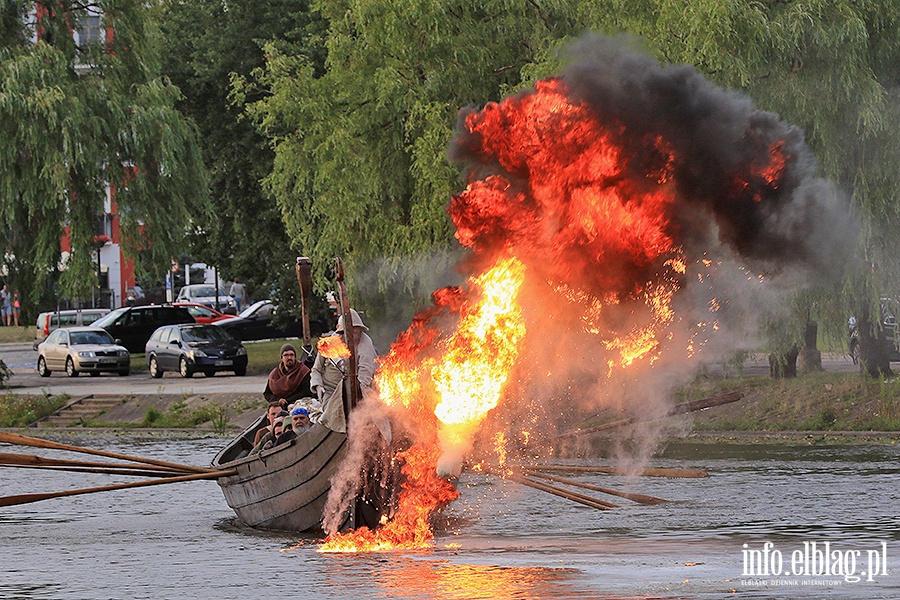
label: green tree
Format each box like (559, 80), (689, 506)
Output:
(242, 0), (897, 357)
(0, 0), (209, 308)
(573, 0), (899, 375)
(154, 0), (326, 307)
(235, 0), (582, 313)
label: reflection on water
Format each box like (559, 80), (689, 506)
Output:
(0, 437), (898, 599)
(318, 554), (586, 599)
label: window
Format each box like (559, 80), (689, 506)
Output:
(57, 314), (78, 327)
(95, 213), (113, 239)
(71, 331), (114, 345)
(82, 313), (104, 325)
(182, 326), (231, 343)
(74, 12), (104, 48)
(186, 305), (212, 318)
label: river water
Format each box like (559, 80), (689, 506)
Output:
(1, 436), (898, 599)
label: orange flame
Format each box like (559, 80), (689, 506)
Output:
(433, 257), (525, 432)
(317, 335), (350, 359)
(325, 65), (802, 551)
(318, 445), (459, 553)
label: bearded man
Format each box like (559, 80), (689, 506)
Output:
(263, 343), (312, 404)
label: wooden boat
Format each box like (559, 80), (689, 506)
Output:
(211, 256), (393, 532)
(211, 417), (349, 531)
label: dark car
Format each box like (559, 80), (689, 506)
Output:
(213, 300), (304, 341)
(848, 297), (900, 364)
(92, 305), (195, 353)
(146, 324), (248, 378)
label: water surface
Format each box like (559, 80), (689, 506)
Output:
(1, 437), (898, 599)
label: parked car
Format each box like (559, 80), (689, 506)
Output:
(33, 308), (110, 350)
(213, 300), (304, 341)
(848, 297), (900, 364)
(175, 284), (237, 314)
(145, 323), (247, 378)
(173, 302), (237, 324)
(92, 305), (195, 353)
(36, 326), (130, 377)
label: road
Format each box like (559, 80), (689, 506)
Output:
(0, 343), (267, 396)
(2, 342), (859, 397)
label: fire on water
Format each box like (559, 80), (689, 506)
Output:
(318, 445), (459, 553)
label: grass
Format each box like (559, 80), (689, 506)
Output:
(76, 394), (260, 432)
(0, 325), (33, 344)
(137, 399), (226, 429)
(681, 369), (900, 432)
(242, 338), (306, 373)
(0, 392), (69, 427)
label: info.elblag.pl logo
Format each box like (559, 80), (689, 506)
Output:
(741, 541), (889, 585)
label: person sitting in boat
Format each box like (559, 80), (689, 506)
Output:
(274, 418), (292, 446)
(288, 396), (323, 423)
(264, 344), (312, 404)
(274, 407), (313, 446)
(249, 411), (288, 455)
(310, 308), (377, 407)
(253, 401), (286, 447)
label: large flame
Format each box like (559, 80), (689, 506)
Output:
(318, 445), (458, 552)
(320, 38), (831, 552)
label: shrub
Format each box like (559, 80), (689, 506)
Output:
(0, 360), (11, 386)
(0, 393), (68, 427)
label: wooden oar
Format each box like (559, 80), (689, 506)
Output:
(501, 472), (618, 510)
(525, 465), (708, 478)
(0, 451), (190, 473)
(0, 464), (185, 478)
(0, 469), (238, 508)
(539, 391), (744, 444)
(0, 431), (214, 474)
(521, 468), (669, 505)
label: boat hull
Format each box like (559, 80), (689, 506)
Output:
(212, 421), (347, 531)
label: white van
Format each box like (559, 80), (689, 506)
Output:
(33, 308), (110, 349)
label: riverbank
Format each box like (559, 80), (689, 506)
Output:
(3, 368), (900, 440)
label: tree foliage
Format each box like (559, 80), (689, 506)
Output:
(0, 0), (209, 307)
(154, 0), (326, 306)
(534, 1), (899, 371)
(232, 1), (897, 353)
(236, 0), (585, 302)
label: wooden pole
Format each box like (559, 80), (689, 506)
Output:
(0, 432), (215, 474)
(501, 472), (617, 510)
(539, 391), (744, 444)
(524, 465), (708, 478)
(334, 257), (360, 412)
(521, 468), (669, 505)
(296, 256), (314, 361)
(0, 451), (190, 473)
(0, 469), (238, 508)
(0, 464), (185, 478)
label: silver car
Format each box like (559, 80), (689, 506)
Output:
(175, 284), (237, 314)
(37, 326), (131, 377)
(32, 308), (110, 349)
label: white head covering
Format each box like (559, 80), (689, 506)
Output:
(335, 308), (368, 332)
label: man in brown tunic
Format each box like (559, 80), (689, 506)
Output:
(263, 343), (312, 404)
